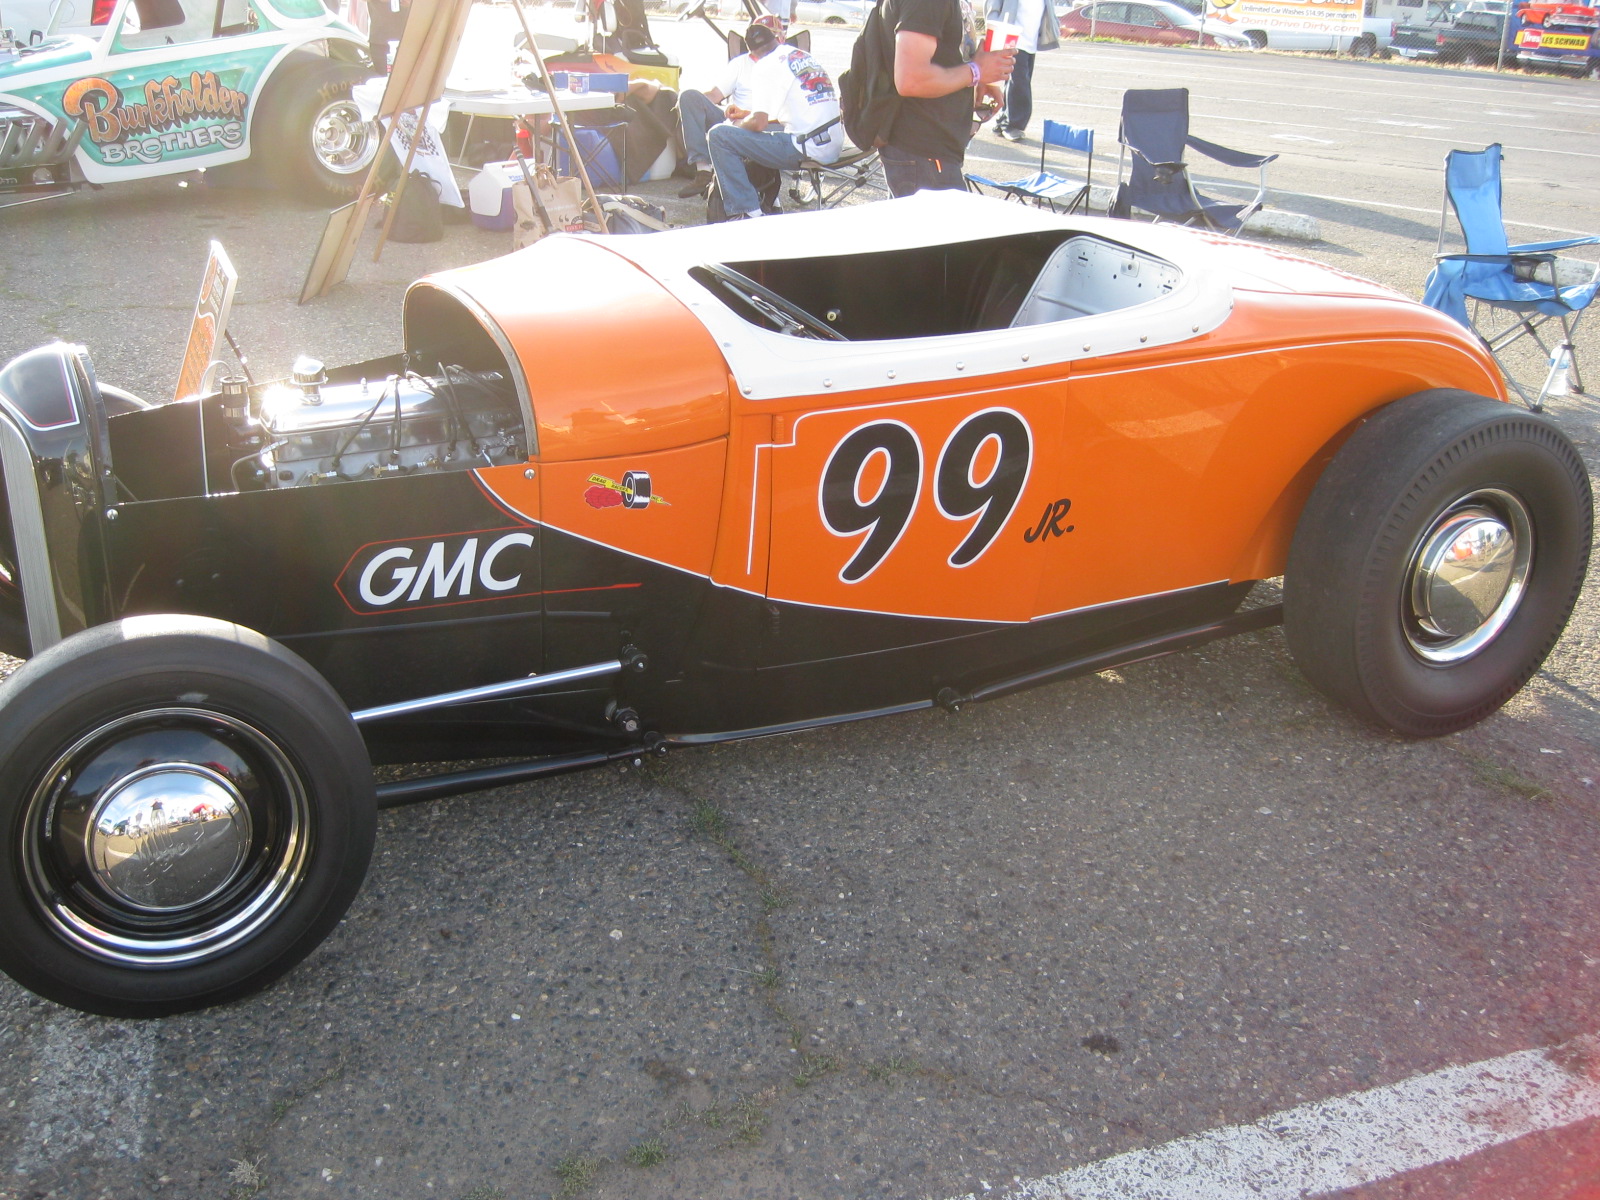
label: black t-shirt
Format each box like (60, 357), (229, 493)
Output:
(884, 0), (982, 160)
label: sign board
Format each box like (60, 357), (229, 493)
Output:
(175, 240), (237, 402)
(1209, 0), (1363, 39)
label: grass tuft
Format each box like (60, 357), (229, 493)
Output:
(793, 1053), (839, 1088)
(625, 1137), (669, 1168)
(1468, 753), (1553, 801)
(866, 1053), (919, 1084)
(729, 1095), (770, 1145)
(553, 1155), (599, 1197)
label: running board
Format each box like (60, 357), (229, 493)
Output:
(950, 603), (1283, 707)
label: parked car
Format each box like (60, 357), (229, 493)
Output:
(0, 0), (108, 42)
(1392, 3), (1510, 61)
(1510, 1), (1600, 76)
(0, 0), (385, 203)
(1059, 0), (1258, 48)
(0, 191), (1590, 1017)
(794, 0), (867, 23)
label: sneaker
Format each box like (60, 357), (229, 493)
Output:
(677, 168), (713, 199)
(724, 211), (763, 221)
(997, 126), (1024, 142)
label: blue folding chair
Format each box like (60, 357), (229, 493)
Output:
(1107, 88), (1275, 236)
(964, 120), (1095, 214)
(1422, 143), (1600, 411)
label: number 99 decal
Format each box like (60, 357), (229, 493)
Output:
(819, 409), (1033, 583)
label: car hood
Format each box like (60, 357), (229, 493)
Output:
(0, 36), (95, 83)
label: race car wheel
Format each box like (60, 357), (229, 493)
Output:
(271, 65), (385, 203)
(1284, 390), (1592, 737)
(0, 616), (375, 1016)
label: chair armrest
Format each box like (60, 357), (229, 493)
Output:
(1433, 251), (1550, 265)
(1508, 235), (1600, 254)
(1185, 135), (1277, 170)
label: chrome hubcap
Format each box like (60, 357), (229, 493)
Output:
(84, 763), (252, 912)
(312, 100), (377, 175)
(1404, 488), (1533, 664)
(22, 708), (311, 967)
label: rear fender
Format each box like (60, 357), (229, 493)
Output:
(0, 342), (116, 655)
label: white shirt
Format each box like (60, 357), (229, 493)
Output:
(749, 44), (843, 164)
(1014, 0), (1046, 52)
(713, 52), (762, 110)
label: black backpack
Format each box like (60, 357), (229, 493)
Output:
(839, 0), (901, 153)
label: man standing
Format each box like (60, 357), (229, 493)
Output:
(880, 0), (1014, 196)
(675, 25), (770, 199)
(986, 0), (1057, 141)
(706, 20), (844, 220)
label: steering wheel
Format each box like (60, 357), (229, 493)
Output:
(697, 264), (848, 341)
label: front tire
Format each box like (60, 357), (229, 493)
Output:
(0, 616), (375, 1016)
(1284, 390), (1592, 737)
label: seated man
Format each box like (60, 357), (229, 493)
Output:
(706, 18), (843, 221)
(675, 20), (772, 199)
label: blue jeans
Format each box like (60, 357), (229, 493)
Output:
(1000, 49), (1035, 135)
(678, 89), (724, 171)
(707, 123), (802, 217)
(881, 145), (967, 198)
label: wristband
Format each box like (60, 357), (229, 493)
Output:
(968, 60), (981, 87)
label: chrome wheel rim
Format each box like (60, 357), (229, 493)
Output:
(21, 708), (311, 967)
(312, 98), (378, 176)
(1403, 488), (1533, 664)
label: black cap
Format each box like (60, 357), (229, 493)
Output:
(744, 21), (779, 51)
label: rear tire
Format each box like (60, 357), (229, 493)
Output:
(270, 63), (387, 203)
(1350, 34), (1376, 58)
(0, 616), (375, 1016)
(1245, 29), (1268, 48)
(1284, 391), (1592, 737)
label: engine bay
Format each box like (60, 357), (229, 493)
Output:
(105, 353), (528, 502)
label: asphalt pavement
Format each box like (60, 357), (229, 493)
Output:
(1, 23), (1599, 1200)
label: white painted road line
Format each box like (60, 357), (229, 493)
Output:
(946, 1033), (1600, 1200)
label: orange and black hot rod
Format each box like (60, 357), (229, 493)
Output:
(0, 192), (1589, 1016)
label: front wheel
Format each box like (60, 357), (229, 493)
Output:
(1284, 391), (1592, 737)
(0, 616), (376, 1016)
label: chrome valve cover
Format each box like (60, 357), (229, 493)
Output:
(255, 368), (524, 487)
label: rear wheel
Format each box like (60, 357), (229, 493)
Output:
(1349, 34), (1376, 58)
(270, 64), (386, 202)
(1284, 391), (1592, 737)
(0, 617), (375, 1016)
(1245, 29), (1268, 48)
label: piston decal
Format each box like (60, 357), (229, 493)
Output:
(583, 471), (669, 510)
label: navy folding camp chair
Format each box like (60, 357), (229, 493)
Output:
(1108, 88), (1275, 236)
(1422, 143), (1600, 411)
(965, 120), (1095, 214)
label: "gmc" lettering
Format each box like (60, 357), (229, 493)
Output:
(354, 531), (536, 608)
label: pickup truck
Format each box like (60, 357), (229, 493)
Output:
(1392, 5), (1511, 61)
